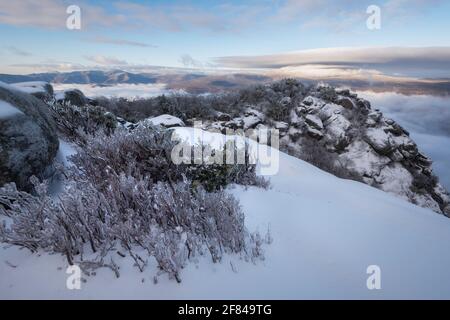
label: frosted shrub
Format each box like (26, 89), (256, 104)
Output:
(49, 101), (117, 142)
(0, 174), (265, 282)
(0, 123), (268, 282)
(71, 124), (268, 190)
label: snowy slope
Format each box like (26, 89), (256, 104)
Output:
(2, 132), (450, 299)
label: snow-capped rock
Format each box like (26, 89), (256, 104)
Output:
(364, 128), (394, 155)
(305, 114), (323, 131)
(214, 111), (232, 122)
(306, 126), (324, 139)
(10, 81), (54, 101)
(143, 114), (185, 128)
(284, 85), (450, 215)
(227, 81), (450, 215)
(244, 107), (265, 119)
(0, 83), (59, 190)
(116, 117), (137, 130)
(224, 118), (244, 130)
(242, 115), (262, 130)
(0, 100), (23, 119)
(55, 89), (88, 106)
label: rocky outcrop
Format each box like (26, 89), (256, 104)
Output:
(281, 84), (450, 215)
(55, 89), (89, 106)
(141, 114), (185, 128)
(0, 83), (59, 190)
(197, 81), (450, 215)
(197, 107), (265, 134)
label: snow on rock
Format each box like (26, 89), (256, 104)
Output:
(367, 111), (382, 127)
(0, 84), (59, 189)
(266, 84), (450, 215)
(242, 115), (262, 130)
(306, 126), (323, 139)
(55, 89), (89, 106)
(374, 163), (414, 198)
(342, 140), (391, 178)
(244, 107), (265, 119)
(364, 128), (393, 155)
(0, 100), (23, 119)
(318, 103), (343, 122)
(117, 117), (137, 130)
(142, 114), (185, 128)
(3, 135), (450, 299)
(323, 113), (351, 147)
(273, 121), (289, 131)
(302, 95), (322, 107)
(305, 114), (323, 131)
(11, 81), (52, 95)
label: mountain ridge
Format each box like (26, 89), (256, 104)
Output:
(2, 70), (450, 95)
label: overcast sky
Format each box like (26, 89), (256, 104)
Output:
(1, 0), (450, 79)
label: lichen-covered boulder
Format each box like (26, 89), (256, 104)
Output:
(0, 83), (59, 190)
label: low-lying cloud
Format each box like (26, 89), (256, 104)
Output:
(358, 91), (450, 190)
(53, 83), (172, 99)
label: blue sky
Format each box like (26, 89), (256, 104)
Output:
(0, 0), (450, 76)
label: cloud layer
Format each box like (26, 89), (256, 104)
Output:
(52, 83), (171, 99)
(87, 36), (157, 48)
(216, 47), (450, 80)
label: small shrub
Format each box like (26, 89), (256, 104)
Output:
(72, 124), (269, 191)
(296, 138), (363, 182)
(266, 101), (291, 122)
(50, 101), (117, 142)
(0, 121), (270, 282)
(0, 174), (264, 282)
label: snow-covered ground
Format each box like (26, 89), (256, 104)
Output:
(2, 129), (450, 299)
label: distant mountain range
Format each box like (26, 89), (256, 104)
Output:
(0, 70), (273, 94)
(1, 70), (450, 95)
(0, 70), (158, 85)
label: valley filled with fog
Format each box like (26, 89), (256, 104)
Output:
(53, 83), (174, 99)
